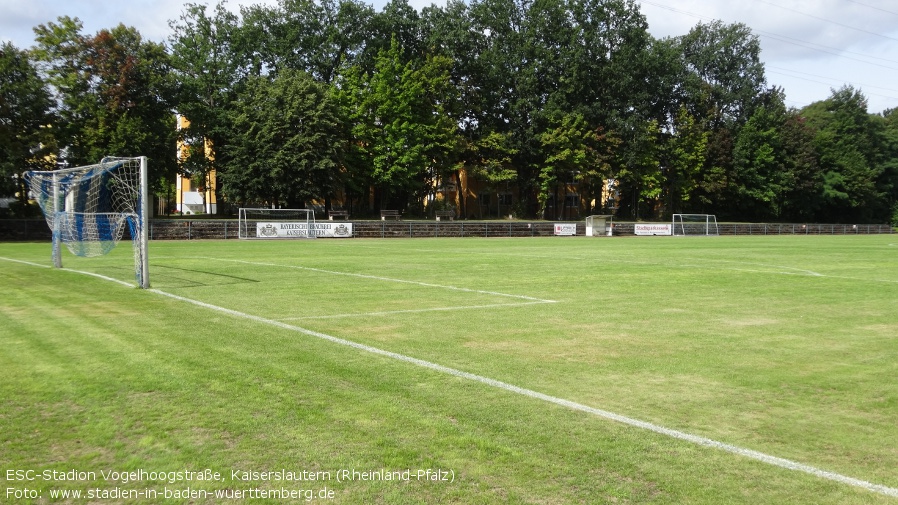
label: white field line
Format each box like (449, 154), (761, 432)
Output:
(6, 256), (898, 498)
(0, 257), (136, 288)
(403, 248), (898, 284)
(191, 256), (557, 303)
(0, 257), (51, 269)
(280, 301), (552, 321)
(677, 258), (825, 277)
(688, 259), (898, 284)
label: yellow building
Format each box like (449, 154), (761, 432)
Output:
(175, 114), (217, 215)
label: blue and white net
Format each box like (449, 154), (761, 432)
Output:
(26, 157), (143, 258)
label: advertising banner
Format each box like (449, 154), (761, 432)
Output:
(634, 223), (672, 236)
(554, 223), (578, 236)
(256, 222), (353, 238)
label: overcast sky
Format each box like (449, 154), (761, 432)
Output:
(2, 0), (897, 113)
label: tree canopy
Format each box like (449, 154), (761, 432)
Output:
(0, 42), (55, 202)
(2, 0), (896, 224)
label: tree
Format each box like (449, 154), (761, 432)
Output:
(538, 112), (615, 219)
(567, 0), (653, 127)
(336, 37), (459, 212)
(664, 106), (708, 215)
(0, 42), (55, 205)
(878, 108), (898, 225)
(731, 102), (787, 220)
(679, 21), (766, 128)
(370, 0), (424, 63)
(240, 0), (375, 82)
(778, 111), (822, 222)
(220, 70), (342, 207)
(31, 17), (176, 194)
(614, 119), (662, 219)
(460, 131), (517, 218)
(169, 2), (247, 209)
(421, 0), (485, 136)
(802, 86), (883, 222)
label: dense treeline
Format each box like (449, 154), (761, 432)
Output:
(2, 0), (897, 223)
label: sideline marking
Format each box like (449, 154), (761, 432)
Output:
(0, 257), (135, 287)
(0, 257), (51, 268)
(5, 256), (898, 498)
(191, 256), (557, 303)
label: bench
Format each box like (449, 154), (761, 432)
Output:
(435, 210), (455, 221)
(328, 210), (349, 220)
(380, 210), (401, 220)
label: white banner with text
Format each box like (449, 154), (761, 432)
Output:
(634, 223), (672, 236)
(554, 223), (578, 236)
(256, 222), (353, 238)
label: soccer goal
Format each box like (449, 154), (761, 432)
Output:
(25, 156), (150, 288)
(238, 208), (318, 239)
(672, 214), (719, 236)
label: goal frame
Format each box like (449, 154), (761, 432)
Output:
(238, 208), (318, 239)
(672, 213), (719, 237)
(25, 156), (150, 288)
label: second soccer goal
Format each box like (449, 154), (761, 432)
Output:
(672, 214), (719, 236)
(238, 208), (318, 239)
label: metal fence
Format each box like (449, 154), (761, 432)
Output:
(0, 219), (892, 242)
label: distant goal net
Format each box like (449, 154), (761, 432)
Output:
(672, 214), (719, 236)
(24, 156), (150, 288)
(238, 208), (317, 239)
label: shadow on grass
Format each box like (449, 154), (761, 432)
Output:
(152, 264), (261, 288)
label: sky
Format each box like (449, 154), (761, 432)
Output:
(2, 0), (897, 113)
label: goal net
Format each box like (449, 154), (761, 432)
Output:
(238, 208), (317, 239)
(672, 214), (719, 236)
(24, 156), (150, 288)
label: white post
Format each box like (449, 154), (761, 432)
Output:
(52, 172), (62, 268)
(138, 156), (150, 288)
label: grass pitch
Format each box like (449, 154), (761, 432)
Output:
(1, 235), (897, 504)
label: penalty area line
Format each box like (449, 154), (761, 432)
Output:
(192, 256), (557, 303)
(279, 300), (554, 321)
(143, 288), (898, 498)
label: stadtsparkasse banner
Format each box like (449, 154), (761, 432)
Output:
(634, 223), (672, 236)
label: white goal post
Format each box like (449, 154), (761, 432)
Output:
(238, 208), (318, 239)
(672, 214), (719, 236)
(24, 156), (150, 288)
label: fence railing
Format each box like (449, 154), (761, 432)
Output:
(0, 219), (893, 241)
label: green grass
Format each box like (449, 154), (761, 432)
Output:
(1, 235), (897, 503)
